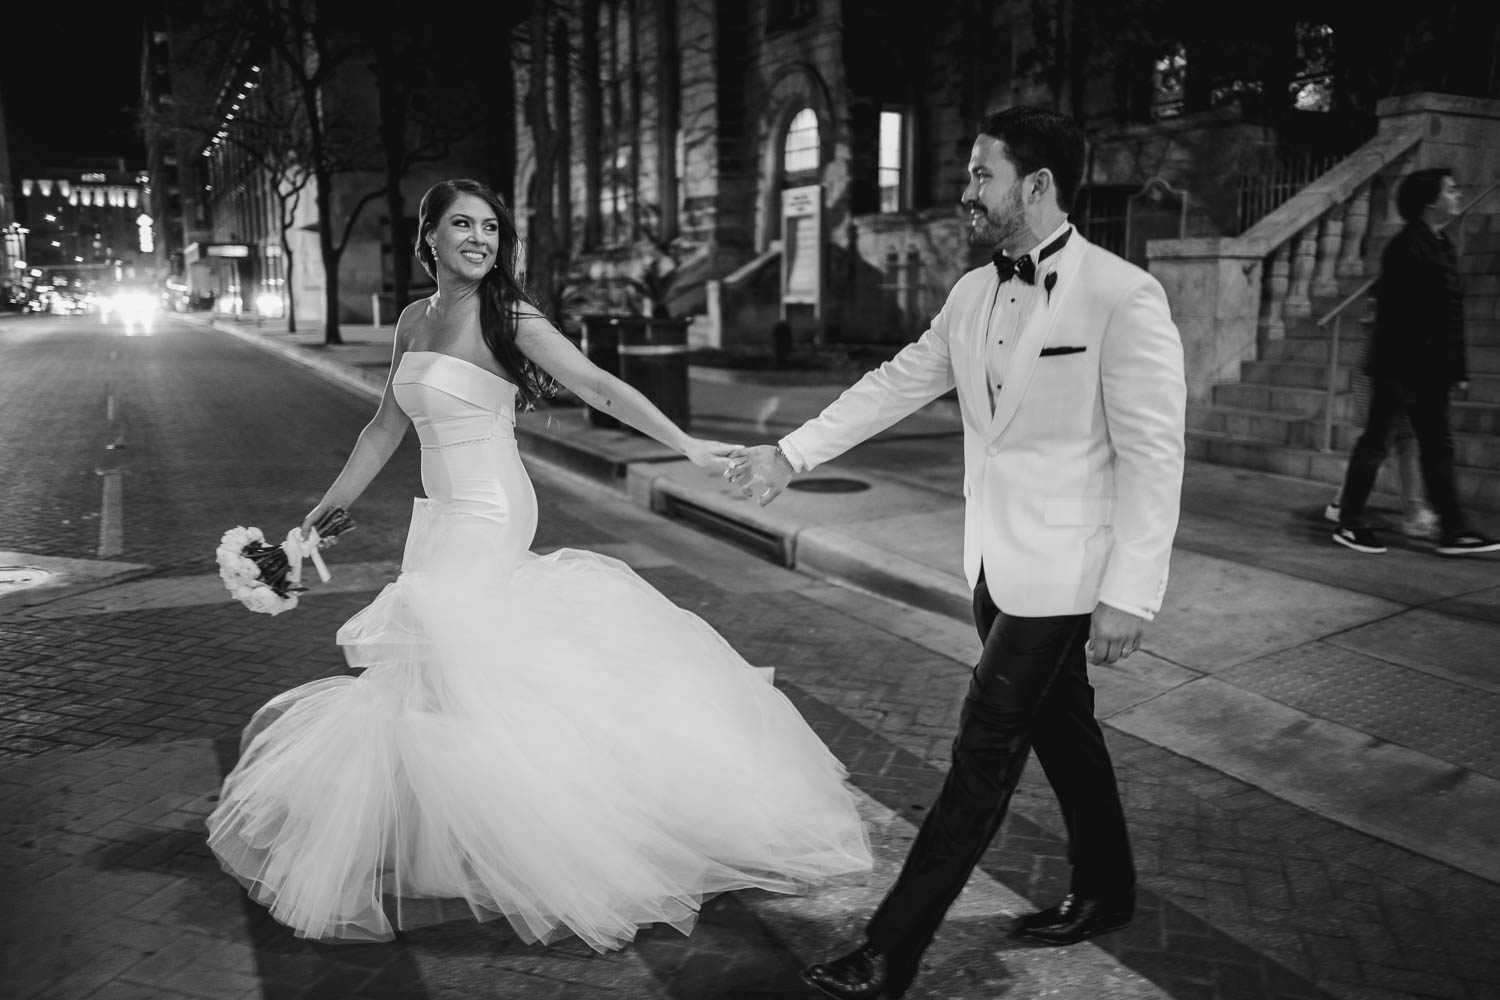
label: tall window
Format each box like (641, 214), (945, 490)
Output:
(1152, 44), (1187, 119)
(783, 108), (820, 184)
(1292, 23), (1334, 112)
(600, 148), (631, 243)
(878, 110), (905, 212)
(600, 0), (634, 244)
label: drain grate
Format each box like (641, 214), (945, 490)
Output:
(0, 566), (56, 595)
(787, 477), (870, 494)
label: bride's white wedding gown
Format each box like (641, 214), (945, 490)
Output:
(206, 351), (872, 950)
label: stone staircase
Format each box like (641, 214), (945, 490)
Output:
(1187, 232), (1500, 512)
(1159, 93), (1500, 518)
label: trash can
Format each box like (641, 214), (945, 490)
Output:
(581, 314), (622, 429)
(618, 316), (691, 430)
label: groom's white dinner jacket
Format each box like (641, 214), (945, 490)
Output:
(779, 226), (1186, 619)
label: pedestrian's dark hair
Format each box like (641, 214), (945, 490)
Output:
(977, 106), (1087, 213)
(1396, 167), (1454, 223)
(415, 179), (554, 409)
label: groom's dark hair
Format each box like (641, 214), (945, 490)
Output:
(978, 107), (1086, 213)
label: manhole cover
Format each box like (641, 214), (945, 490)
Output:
(787, 478), (870, 494)
(0, 566), (56, 595)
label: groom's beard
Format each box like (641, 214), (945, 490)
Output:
(967, 189), (1027, 248)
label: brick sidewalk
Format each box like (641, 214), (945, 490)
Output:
(8, 465), (1499, 998)
(4, 315), (1497, 999)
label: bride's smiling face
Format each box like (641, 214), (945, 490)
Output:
(427, 193), (499, 281)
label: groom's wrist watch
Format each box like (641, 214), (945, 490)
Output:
(774, 444), (794, 473)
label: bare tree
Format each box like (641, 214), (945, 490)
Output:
(521, 0), (560, 312)
(256, 1), (385, 345)
(141, 73), (314, 331)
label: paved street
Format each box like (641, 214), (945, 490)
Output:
(2, 312), (1498, 1000)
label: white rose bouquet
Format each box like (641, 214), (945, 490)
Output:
(216, 507), (355, 615)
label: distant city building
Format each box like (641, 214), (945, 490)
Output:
(0, 83), (19, 305)
(10, 159), (155, 307)
(140, 7), (501, 328)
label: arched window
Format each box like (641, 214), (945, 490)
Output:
(782, 108), (821, 184)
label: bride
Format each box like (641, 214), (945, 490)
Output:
(206, 179), (872, 951)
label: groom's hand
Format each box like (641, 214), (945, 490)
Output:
(724, 445), (794, 506)
(1086, 602), (1147, 666)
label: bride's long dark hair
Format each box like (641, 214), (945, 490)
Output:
(414, 179), (554, 409)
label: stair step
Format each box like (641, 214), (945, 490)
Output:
(1202, 390), (1500, 437)
(1259, 338), (1500, 374)
(1454, 401), (1500, 435)
(1465, 296), (1500, 321)
(1212, 383), (1337, 418)
(1241, 360), (1352, 390)
(1464, 376), (1500, 404)
(1185, 432), (1500, 512)
(1186, 404), (1307, 445)
(1313, 424), (1500, 467)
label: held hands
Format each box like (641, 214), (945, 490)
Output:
(724, 445), (794, 506)
(1086, 602), (1148, 666)
(683, 438), (741, 476)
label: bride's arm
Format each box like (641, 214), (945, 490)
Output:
(515, 306), (735, 471)
(300, 318), (415, 537)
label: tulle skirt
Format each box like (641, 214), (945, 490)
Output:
(206, 499), (872, 951)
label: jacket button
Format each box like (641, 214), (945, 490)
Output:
(987, 446), (999, 457)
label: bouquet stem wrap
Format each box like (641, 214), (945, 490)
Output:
(218, 507), (357, 615)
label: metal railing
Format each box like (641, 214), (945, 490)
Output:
(1314, 175), (1500, 451)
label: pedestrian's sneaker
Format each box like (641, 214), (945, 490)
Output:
(1323, 501), (1341, 524)
(1402, 507), (1441, 540)
(1333, 527), (1386, 554)
(1435, 533), (1500, 556)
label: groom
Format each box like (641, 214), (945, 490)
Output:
(727, 106), (1186, 998)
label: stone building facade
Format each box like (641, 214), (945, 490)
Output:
(509, 0), (1496, 352)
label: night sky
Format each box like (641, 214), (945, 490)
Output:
(2, 5), (148, 173)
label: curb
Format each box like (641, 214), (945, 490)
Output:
(631, 460), (973, 622)
(796, 525), (972, 621)
(199, 316), (384, 402)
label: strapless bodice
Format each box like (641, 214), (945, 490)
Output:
(393, 351), (516, 448)
(391, 352), (535, 542)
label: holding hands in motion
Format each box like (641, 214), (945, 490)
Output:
(206, 178), (870, 954)
(724, 444), (795, 505)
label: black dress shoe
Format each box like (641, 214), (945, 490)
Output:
(1010, 892), (1134, 946)
(802, 942), (903, 999)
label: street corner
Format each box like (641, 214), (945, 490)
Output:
(0, 551), (154, 616)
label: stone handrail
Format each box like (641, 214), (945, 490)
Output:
(1312, 173), (1500, 450)
(1146, 122), (1425, 402)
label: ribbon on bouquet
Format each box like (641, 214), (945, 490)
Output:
(281, 527), (332, 587)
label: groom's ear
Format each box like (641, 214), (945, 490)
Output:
(1028, 168), (1055, 206)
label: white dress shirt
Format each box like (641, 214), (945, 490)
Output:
(987, 220), (1073, 412)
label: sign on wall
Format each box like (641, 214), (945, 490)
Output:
(780, 184), (822, 318)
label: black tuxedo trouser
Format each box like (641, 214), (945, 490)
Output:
(864, 571), (1135, 982)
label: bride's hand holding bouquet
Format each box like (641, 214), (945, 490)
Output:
(216, 506), (357, 615)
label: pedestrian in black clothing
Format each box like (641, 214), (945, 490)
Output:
(1332, 167), (1500, 556)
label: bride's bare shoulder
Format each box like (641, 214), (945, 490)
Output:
(394, 295), (438, 344)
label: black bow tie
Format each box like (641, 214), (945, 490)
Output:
(993, 228), (1071, 285)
